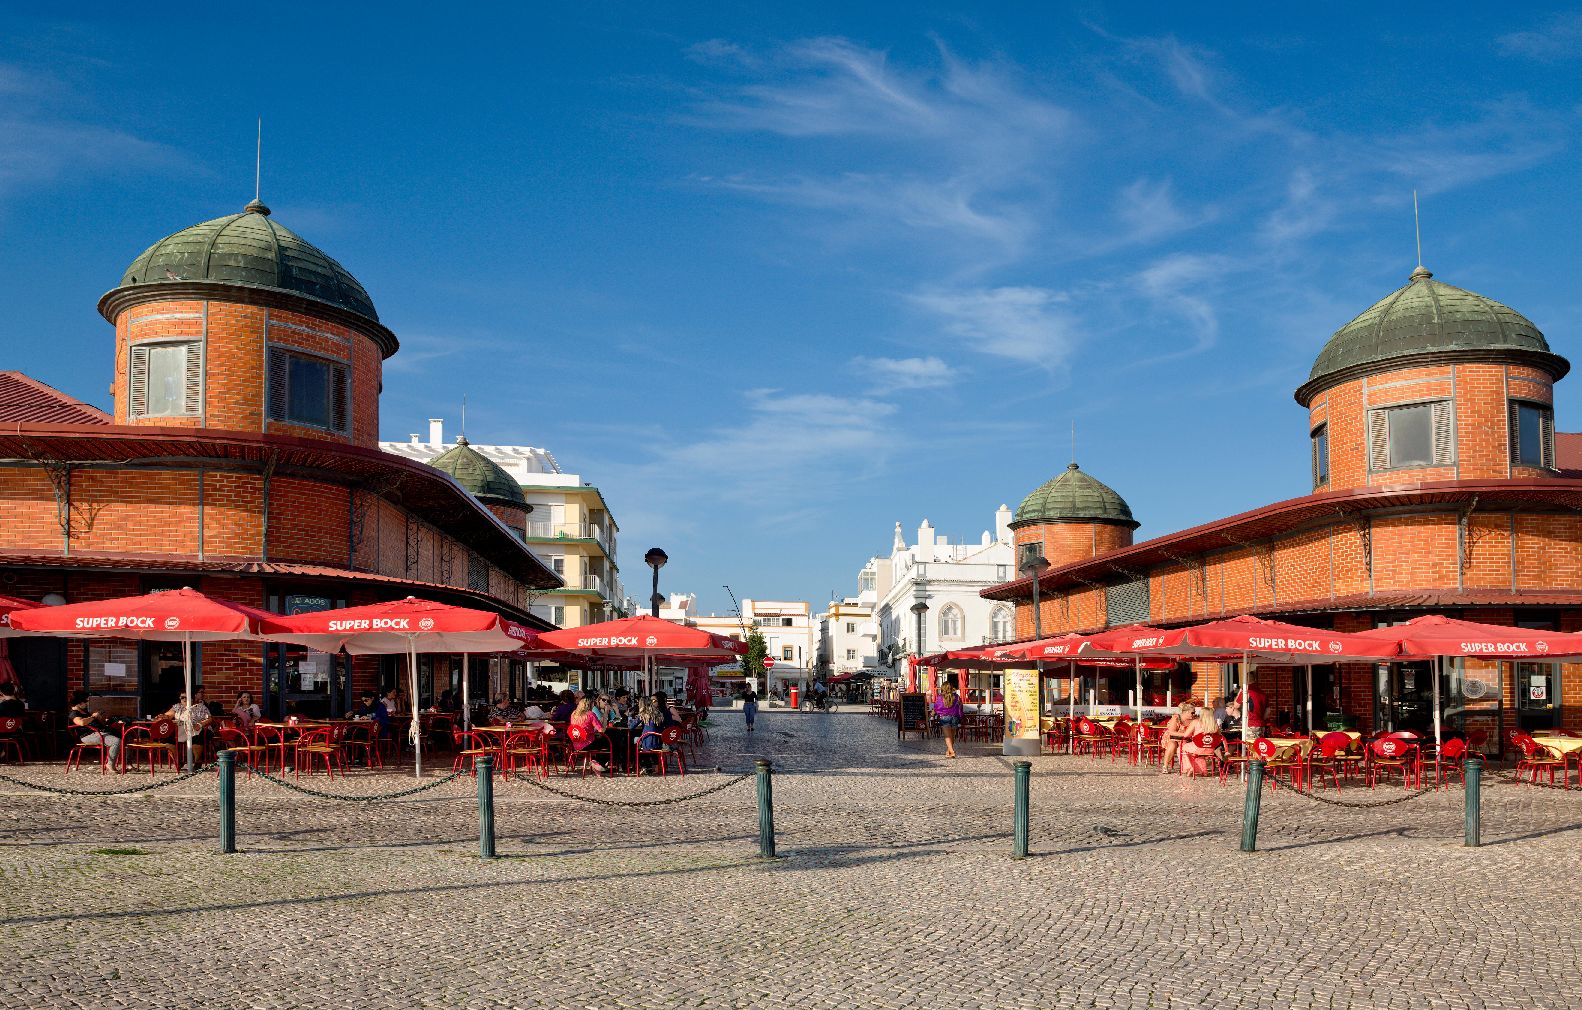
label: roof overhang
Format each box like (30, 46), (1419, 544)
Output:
(982, 477), (1582, 602)
(0, 422), (564, 591)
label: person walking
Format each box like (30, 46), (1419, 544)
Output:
(934, 681), (965, 759)
(741, 688), (759, 732)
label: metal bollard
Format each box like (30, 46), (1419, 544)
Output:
(218, 750), (236, 855)
(1464, 757), (1482, 848)
(477, 755), (496, 859)
(1240, 759), (1265, 852)
(1012, 760), (1031, 859)
(755, 759), (777, 859)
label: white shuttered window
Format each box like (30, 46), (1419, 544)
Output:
(128, 341), (201, 418)
(1367, 400), (1454, 472)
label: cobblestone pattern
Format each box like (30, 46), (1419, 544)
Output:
(2, 710), (1580, 1009)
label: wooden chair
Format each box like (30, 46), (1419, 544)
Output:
(122, 719), (179, 775)
(293, 725), (348, 780)
(213, 726), (268, 777)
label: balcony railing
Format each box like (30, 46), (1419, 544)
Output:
(524, 521), (616, 555)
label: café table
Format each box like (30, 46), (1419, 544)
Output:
(1532, 735), (1582, 787)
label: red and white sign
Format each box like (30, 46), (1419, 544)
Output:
(762, 657), (775, 669)
(262, 596), (538, 655)
(11, 587), (273, 642)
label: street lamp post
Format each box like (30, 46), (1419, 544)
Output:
(644, 547), (668, 618)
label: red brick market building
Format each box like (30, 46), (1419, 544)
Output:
(0, 199), (561, 722)
(985, 263), (1582, 747)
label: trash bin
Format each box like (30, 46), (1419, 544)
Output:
(789, 685), (800, 709)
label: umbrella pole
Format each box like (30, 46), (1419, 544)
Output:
(462, 656), (471, 732)
(1434, 655), (1444, 754)
(408, 641), (422, 779)
(1306, 664), (1313, 734)
(1134, 657), (1142, 726)
(1067, 661), (1076, 754)
(182, 633), (194, 771)
(1242, 652), (1252, 781)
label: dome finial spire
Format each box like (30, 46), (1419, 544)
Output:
(1408, 189), (1431, 282)
(245, 118), (271, 216)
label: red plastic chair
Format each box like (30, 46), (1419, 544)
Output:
(1072, 718), (1108, 759)
(1367, 737), (1420, 789)
(0, 716), (28, 765)
(122, 719), (179, 775)
(1305, 733), (1353, 791)
(342, 721), (382, 769)
(1181, 731), (1220, 778)
(1108, 720), (1135, 762)
(565, 723), (614, 777)
(1251, 737), (1303, 790)
(450, 730), (492, 776)
(1424, 737), (1468, 789)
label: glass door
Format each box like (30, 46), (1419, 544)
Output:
(1514, 661), (1560, 733)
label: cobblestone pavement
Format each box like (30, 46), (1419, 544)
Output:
(2, 710), (1580, 1009)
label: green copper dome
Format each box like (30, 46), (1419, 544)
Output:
(1012, 463), (1138, 529)
(428, 437), (527, 508)
(113, 201), (379, 323)
(1296, 265), (1567, 404)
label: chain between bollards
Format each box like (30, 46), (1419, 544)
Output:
(1012, 760), (1031, 859)
(755, 758), (776, 859)
(1464, 757), (1482, 847)
(217, 750), (236, 855)
(1240, 759), (1265, 852)
(477, 755), (496, 859)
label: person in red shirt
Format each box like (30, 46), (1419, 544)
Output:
(1236, 684), (1268, 735)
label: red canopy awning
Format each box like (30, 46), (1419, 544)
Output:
(1128, 615), (1401, 663)
(535, 615), (747, 663)
(261, 596), (535, 655)
(0, 593), (40, 639)
(1353, 614), (1582, 659)
(9, 587), (273, 640)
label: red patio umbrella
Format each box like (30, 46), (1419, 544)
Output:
(535, 615), (746, 661)
(262, 597), (539, 776)
(1354, 615), (1582, 751)
(0, 594), (42, 694)
(10, 588), (274, 768)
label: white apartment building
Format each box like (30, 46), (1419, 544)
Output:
(382, 419), (626, 630)
(817, 598), (878, 677)
(872, 509), (1017, 678)
(678, 597), (817, 697)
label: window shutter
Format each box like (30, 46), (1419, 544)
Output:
(267, 349), (288, 421)
(1367, 409), (1389, 472)
(183, 342), (203, 416)
(1542, 408), (1555, 469)
(330, 363), (349, 432)
(1431, 401), (1454, 465)
(1310, 432), (1322, 487)
(128, 344), (149, 418)
(1509, 401), (1521, 466)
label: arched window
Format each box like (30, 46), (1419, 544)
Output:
(939, 604), (964, 640)
(989, 606), (1012, 643)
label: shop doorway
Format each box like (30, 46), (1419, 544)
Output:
(140, 640), (195, 715)
(1514, 661), (1560, 733)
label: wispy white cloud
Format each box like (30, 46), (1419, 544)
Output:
(910, 286), (1078, 369)
(852, 355), (957, 391)
(1498, 14), (1582, 61)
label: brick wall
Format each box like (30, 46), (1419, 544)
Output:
(1013, 521), (1132, 568)
(112, 297), (384, 449)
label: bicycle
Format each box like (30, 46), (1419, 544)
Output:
(799, 694), (837, 713)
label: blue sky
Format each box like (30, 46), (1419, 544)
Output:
(5, 4), (1582, 615)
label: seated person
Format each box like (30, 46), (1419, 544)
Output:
(166, 687), (213, 761)
(523, 701), (547, 720)
(370, 692), (393, 738)
(231, 691), (261, 731)
(548, 690), (576, 723)
(1159, 701), (1195, 773)
(568, 697), (607, 773)
(487, 694), (525, 724)
(650, 691), (678, 728)
(0, 683), (25, 718)
(67, 690), (122, 769)
(1179, 706), (1222, 777)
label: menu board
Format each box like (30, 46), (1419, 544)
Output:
(1004, 669), (1040, 741)
(897, 692), (929, 738)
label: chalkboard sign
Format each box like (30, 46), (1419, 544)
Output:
(897, 692), (929, 739)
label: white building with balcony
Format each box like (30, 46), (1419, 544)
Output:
(818, 599), (877, 677)
(382, 419), (626, 629)
(872, 509), (1017, 678)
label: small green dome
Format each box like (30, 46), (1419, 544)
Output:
(112, 201), (378, 323)
(428, 437), (527, 508)
(1012, 462), (1138, 529)
(1297, 265), (1568, 404)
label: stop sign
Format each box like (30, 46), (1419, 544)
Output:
(762, 657), (775, 669)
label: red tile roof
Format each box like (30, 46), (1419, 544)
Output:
(0, 372), (110, 425)
(1556, 431), (1582, 477)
